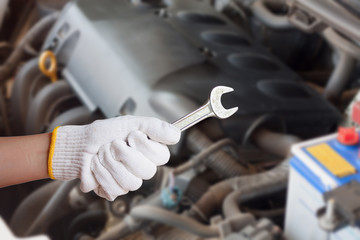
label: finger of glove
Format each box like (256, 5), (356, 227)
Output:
(93, 186), (108, 200)
(94, 186), (120, 201)
(79, 173), (98, 193)
(91, 154), (129, 198)
(135, 117), (181, 145)
(110, 140), (157, 180)
(79, 158), (98, 193)
(127, 131), (171, 166)
(98, 142), (144, 190)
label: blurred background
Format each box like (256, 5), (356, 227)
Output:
(0, 0), (359, 239)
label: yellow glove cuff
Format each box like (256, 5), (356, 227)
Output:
(48, 126), (60, 179)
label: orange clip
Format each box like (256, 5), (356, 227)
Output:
(39, 50), (58, 83)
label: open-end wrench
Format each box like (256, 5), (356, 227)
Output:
(173, 86), (238, 131)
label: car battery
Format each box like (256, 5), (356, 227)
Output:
(285, 127), (360, 240)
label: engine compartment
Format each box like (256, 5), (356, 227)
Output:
(0, 0), (359, 239)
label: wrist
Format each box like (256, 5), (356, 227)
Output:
(48, 125), (90, 180)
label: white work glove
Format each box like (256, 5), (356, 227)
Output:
(0, 217), (49, 240)
(48, 116), (181, 201)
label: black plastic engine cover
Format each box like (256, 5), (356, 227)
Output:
(42, 0), (340, 140)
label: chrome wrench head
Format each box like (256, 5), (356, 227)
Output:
(172, 85), (238, 131)
(209, 86), (238, 119)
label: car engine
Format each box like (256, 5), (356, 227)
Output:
(0, 0), (359, 239)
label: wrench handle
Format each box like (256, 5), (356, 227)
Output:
(172, 102), (215, 132)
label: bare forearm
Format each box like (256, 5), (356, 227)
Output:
(0, 133), (51, 187)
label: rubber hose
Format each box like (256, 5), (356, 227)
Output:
(323, 28), (360, 60)
(130, 205), (219, 238)
(250, 128), (301, 157)
(96, 192), (164, 240)
(10, 58), (44, 135)
(0, 12), (59, 85)
(184, 177), (210, 203)
(187, 129), (248, 178)
(10, 181), (62, 236)
(222, 178), (287, 218)
(190, 160), (289, 221)
(47, 106), (102, 132)
(323, 50), (356, 101)
(25, 180), (78, 236)
(174, 138), (237, 175)
(25, 81), (74, 134)
(156, 227), (204, 240)
(190, 129), (300, 220)
(95, 221), (132, 240)
(251, 0), (292, 30)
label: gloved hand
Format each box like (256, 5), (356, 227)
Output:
(48, 116), (181, 201)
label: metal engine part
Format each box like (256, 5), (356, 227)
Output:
(42, 0), (340, 141)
